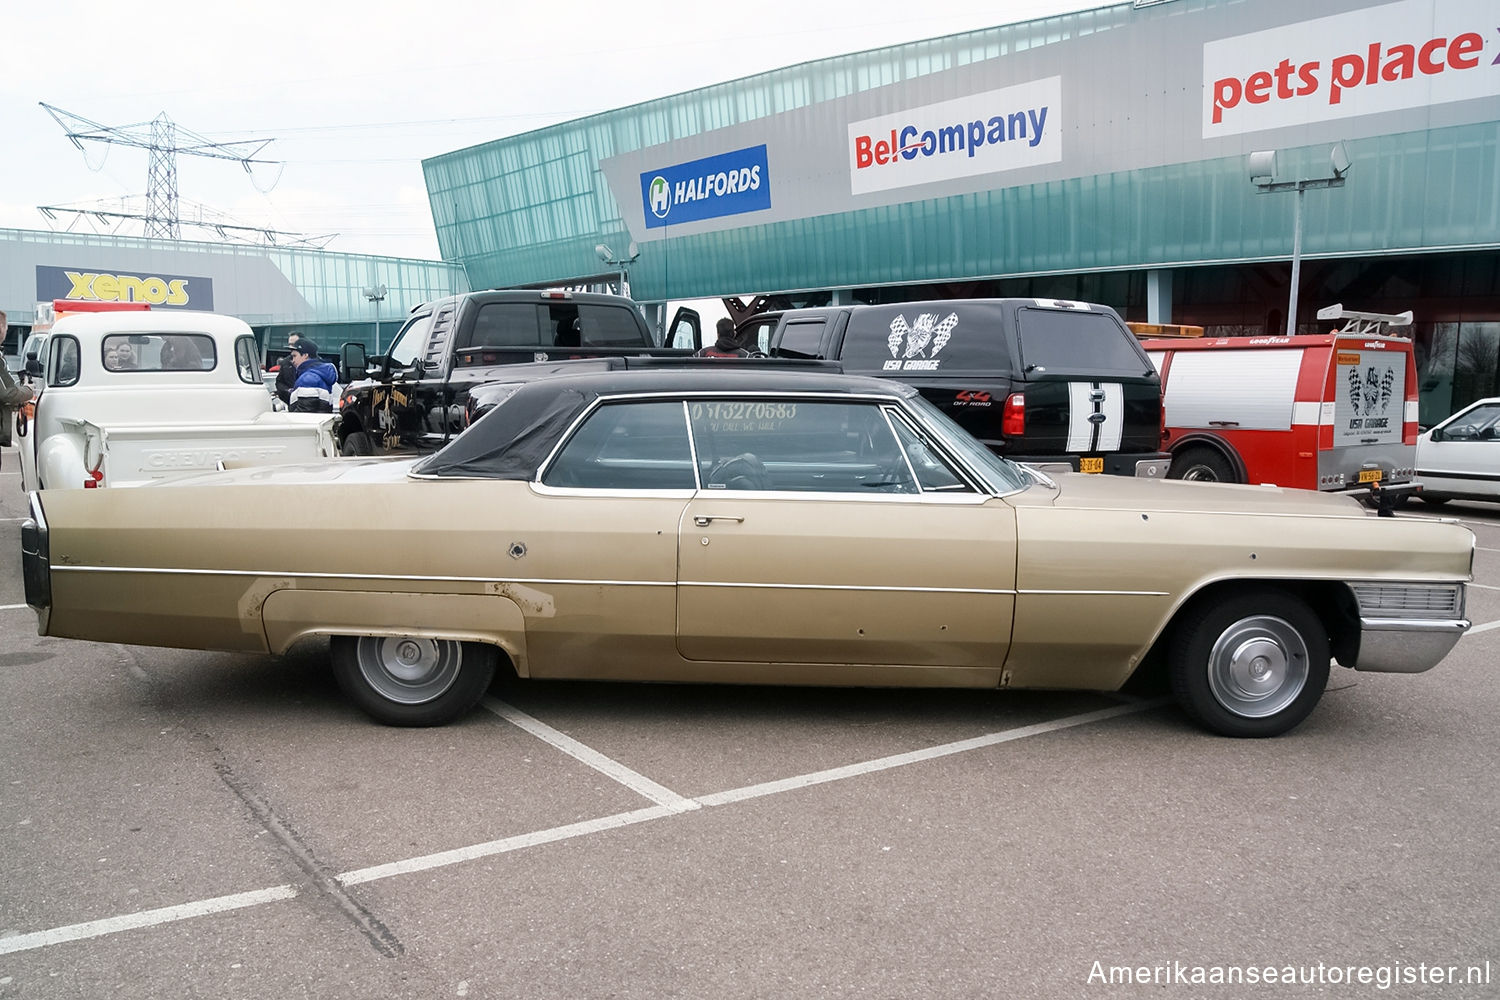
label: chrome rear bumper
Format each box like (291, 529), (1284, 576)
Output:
(1355, 617), (1469, 673)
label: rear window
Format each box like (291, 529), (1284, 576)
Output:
(1015, 308), (1148, 375)
(102, 333), (217, 372)
(840, 303), (1012, 374)
(464, 302), (648, 350)
(774, 319), (829, 359)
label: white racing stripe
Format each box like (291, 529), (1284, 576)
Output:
(0, 699), (1160, 954)
(1066, 382), (1095, 452)
(481, 697), (698, 812)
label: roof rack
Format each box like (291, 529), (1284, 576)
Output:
(1315, 303), (1414, 338)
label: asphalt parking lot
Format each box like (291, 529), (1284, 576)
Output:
(2, 446), (1497, 999)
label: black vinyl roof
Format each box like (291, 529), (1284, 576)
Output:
(411, 367), (916, 480)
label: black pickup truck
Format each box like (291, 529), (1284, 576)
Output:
(764, 298), (1170, 476)
(337, 290), (699, 456)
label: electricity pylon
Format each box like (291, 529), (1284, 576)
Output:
(39, 102), (299, 243)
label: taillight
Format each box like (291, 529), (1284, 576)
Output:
(1002, 393), (1025, 437)
(83, 469), (104, 489)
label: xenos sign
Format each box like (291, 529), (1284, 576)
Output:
(36, 265), (215, 310)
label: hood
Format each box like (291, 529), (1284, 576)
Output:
(150, 456), (421, 488)
(1010, 470), (1369, 518)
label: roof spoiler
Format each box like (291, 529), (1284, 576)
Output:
(1316, 303), (1414, 338)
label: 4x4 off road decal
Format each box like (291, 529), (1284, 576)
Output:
(1066, 382), (1125, 453)
(882, 312), (959, 371)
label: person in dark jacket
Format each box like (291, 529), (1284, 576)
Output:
(286, 339), (339, 413)
(694, 317), (753, 358)
(274, 331), (304, 405)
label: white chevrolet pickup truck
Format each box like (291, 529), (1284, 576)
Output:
(15, 310), (337, 490)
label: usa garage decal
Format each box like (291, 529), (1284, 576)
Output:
(639, 144), (771, 229)
(37, 265), (214, 310)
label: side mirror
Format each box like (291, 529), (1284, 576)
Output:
(341, 342), (368, 382)
(25, 358), (42, 377)
(1429, 428), (1444, 443)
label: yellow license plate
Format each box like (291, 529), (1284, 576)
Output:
(1080, 457), (1104, 474)
(1358, 469), (1382, 483)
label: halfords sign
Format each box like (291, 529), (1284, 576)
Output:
(847, 77), (1062, 196)
(37, 265), (214, 310)
(1203, 0), (1498, 137)
(638, 144), (771, 229)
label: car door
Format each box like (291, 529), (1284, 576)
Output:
(676, 396), (1016, 676)
(1420, 400), (1500, 498)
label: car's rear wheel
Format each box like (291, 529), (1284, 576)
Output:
(1169, 588), (1330, 738)
(341, 431), (373, 457)
(331, 636), (495, 726)
(1170, 446), (1235, 483)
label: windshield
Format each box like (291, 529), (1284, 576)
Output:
(906, 394), (1030, 493)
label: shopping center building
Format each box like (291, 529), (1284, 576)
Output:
(3, 0), (1496, 424)
(422, 0), (1499, 423)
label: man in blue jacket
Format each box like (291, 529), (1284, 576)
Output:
(286, 339), (339, 413)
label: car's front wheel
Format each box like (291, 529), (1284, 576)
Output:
(331, 636), (496, 726)
(1169, 589), (1330, 737)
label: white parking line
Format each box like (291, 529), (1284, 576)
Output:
(481, 697), (699, 813)
(1, 604), (29, 612)
(0, 886), (296, 956)
(1466, 619), (1500, 637)
(0, 698), (1160, 955)
(1471, 583), (1500, 592)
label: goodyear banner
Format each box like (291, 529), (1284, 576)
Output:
(639, 144), (771, 230)
(37, 266), (214, 311)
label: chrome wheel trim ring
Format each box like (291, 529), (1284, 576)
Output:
(355, 636), (462, 705)
(1206, 615), (1309, 719)
(1180, 464), (1220, 482)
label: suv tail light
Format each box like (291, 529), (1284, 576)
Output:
(83, 469), (104, 489)
(1002, 393), (1025, 437)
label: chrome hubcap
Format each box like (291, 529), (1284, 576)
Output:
(1182, 464), (1219, 482)
(1207, 615), (1308, 718)
(356, 636), (462, 705)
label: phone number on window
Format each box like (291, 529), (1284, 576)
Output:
(690, 402), (798, 421)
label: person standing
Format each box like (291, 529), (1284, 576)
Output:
(274, 331), (305, 405)
(695, 317), (753, 358)
(286, 339), (338, 413)
(1, 311), (36, 464)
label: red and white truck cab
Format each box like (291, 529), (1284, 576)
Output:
(1142, 305), (1418, 510)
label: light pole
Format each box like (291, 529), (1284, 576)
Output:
(594, 242), (639, 297)
(1249, 144), (1351, 337)
(363, 284), (387, 351)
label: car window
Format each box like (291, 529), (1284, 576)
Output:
(841, 303), (1011, 374)
(1441, 402), (1500, 440)
(885, 409), (973, 492)
(574, 305), (647, 347)
(1015, 308), (1149, 375)
(386, 312), (433, 369)
(905, 394), (1030, 493)
(470, 304), (543, 348)
(49, 336), (80, 387)
(234, 336), (263, 385)
(101, 333), (216, 372)
(541, 400), (696, 490)
(774, 319), (828, 359)
(687, 398), (918, 493)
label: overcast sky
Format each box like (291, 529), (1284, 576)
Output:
(0, 0), (1108, 262)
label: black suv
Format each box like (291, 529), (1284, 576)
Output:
(764, 298), (1169, 476)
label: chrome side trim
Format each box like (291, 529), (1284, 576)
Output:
(1018, 588), (1171, 597)
(680, 581), (1017, 595)
(49, 566), (675, 587)
(1355, 617), (1470, 673)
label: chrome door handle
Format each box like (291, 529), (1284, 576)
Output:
(693, 515), (744, 527)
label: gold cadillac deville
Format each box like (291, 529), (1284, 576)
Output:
(19, 367), (1475, 737)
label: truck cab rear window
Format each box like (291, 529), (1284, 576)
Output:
(465, 304), (648, 351)
(1016, 308), (1147, 375)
